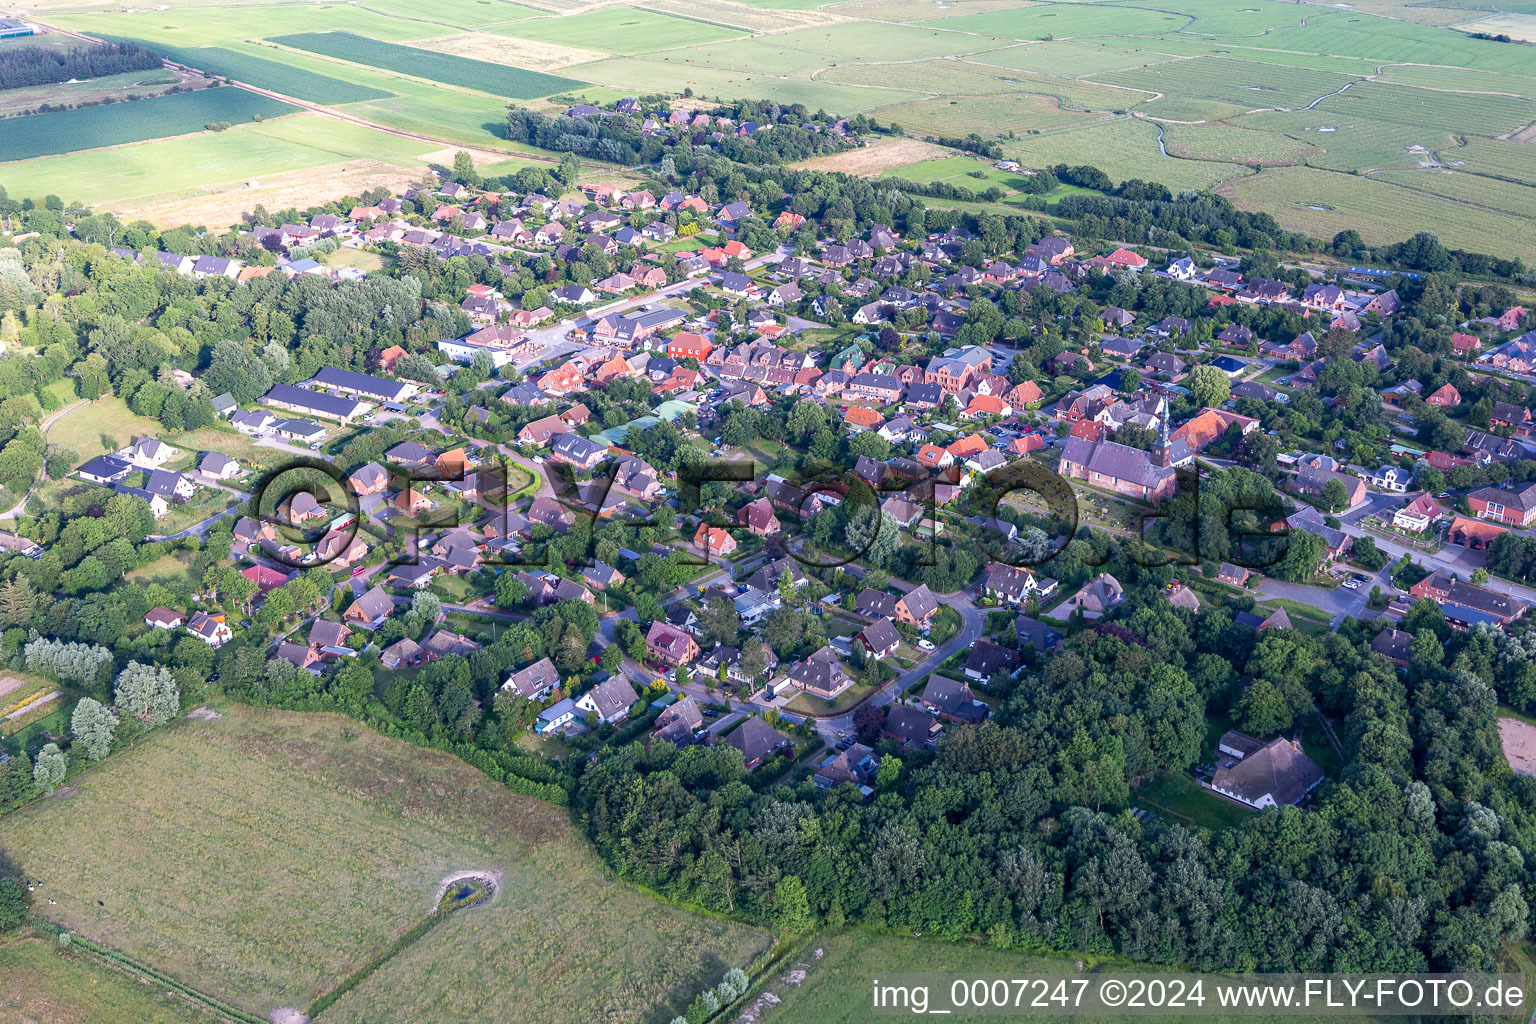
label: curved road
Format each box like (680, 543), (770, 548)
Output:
(0, 399), (88, 521)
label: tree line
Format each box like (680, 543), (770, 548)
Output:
(0, 41), (161, 91)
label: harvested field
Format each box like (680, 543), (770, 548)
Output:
(791, 136), (950, 175)
(412, 31), (608, 70)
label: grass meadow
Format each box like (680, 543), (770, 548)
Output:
(0, 927), (222, 1024)
(0, 704), (770, 1023)
(1221, 165), (1536, 264)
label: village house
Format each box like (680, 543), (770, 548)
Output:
(1064, 573), (1124, 618)
(576, 676), (640, 724)
(693, 523), (737, 559)
(721, 717), (789, 770)
(502, 657), (560, 701)
(646, 620), (700, 665)
(1208, 734), (1324, 809)
(883, 705), (942, 750)
(788, 647), (852, 699)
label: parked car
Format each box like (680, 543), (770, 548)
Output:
(917, 639), (935, 651)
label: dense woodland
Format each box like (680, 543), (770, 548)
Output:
(504, 97), (863, 168)
(0, 41), (161, 91)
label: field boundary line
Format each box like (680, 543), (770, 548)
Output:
(26, 918), (267, 1024)
(305, 909), (450, 1019)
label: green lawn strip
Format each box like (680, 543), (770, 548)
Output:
(1254, 595), (1333, 623)
(102, 39), (395, 102)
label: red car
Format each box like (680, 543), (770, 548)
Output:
(350, 566), (368, 577)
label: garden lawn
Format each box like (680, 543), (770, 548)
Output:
(45, 397), (165, 463)
(1134, 772), (1256, 831)
(1, 704), (769, 1023)
(785, 678), (881, 716)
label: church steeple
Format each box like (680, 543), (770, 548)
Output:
(1151, 413), (1173, 468)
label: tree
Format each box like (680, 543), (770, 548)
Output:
(875, 753), (902, 789)
(739, 643), (768, 682)
(113, 662), (180, 728)
(699, 593), (740, 646)
(773, 875), (813, 933)
(70, 696), (116, 762)
(33, 742), (65, 795)
(853, 701), (886, 744)
(1321, 478), (1350, 512)
(0, 877), (30, 931)
(411, 590), (442, 622)
(1234, 679), (1293, 735)
(1187, 365), (1231, 409)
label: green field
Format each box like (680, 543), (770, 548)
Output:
(151, 44), (396, 103)
(10, 0), (1536, 240)
(0, 87), (298, 162)
(0, 704), (770, 1023)
(1093, 56), (1363, 111)
(270, 31), (582, 97)
(0, 113), (488, 211)
(1221, 164), (1536, 263)
(0, 928), (221, 1024)
(1004, 117), (1248, 192)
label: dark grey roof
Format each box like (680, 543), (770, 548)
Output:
(900, 585), (938, 622)
(550, 433), (608, 463)
(311, 366), (412, 402)
(264, 383), (363, 419)
(965, 639), (1019, 678)
(1014, 615), (1059, 652)
(723, 717), (787, 765)
(858, 617), (901, 653)
(789, 648), (848, 694)
(855, 588), (899, 618)
(1060, 436), (1173, 489)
